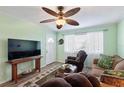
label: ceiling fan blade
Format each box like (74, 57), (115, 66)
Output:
(56, 25), (63, 29)
(40, 19), (56, 23)
(64, 7), (80, 17)
(42, 7), (58, 17)
(66, 19), (79, 26)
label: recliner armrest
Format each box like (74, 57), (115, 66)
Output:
(66, 59), (79, 66)
(67, 56), (76, 60)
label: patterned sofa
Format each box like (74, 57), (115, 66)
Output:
(90, 55), (124, 77)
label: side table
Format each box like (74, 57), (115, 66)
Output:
(100, 74), (124, 87)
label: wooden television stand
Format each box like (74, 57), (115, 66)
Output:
(7, 55), (42, 83)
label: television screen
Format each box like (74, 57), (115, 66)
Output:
(8, 39), (41, 60)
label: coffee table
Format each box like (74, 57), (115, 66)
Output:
(100, 82), (115, 87)
(55, 64), (77, 77)
(100, 73), (124, 87)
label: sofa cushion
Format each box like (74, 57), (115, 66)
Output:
(114, 60), (124, 70)
(92, 63), (105, 70)
(79, 72), (101, 87)
(64, 73), (93, 87)
(90, 67), (105, 77)
(97, 54), (113, 69)
(40, 78), (72, 87)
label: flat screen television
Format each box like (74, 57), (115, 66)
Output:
(8, 39), (41, 60)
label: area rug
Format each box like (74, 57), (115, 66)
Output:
(0, 62), (63, 87)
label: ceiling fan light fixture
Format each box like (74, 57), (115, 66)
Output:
(56, 19), (66, 26)
(41, 6), (80, 29)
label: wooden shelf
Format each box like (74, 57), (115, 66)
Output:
(7, 55), (42, 83)
(7, 55), (41, 64)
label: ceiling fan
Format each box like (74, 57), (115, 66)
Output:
(40, 6), (80, 29)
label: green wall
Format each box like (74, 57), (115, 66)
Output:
(117, 20), (124, 57)
(0, 13), (119, 84)
(56, 23), (117, 62)
(0, 14), (56, 84)
(56, 33), (64, 62)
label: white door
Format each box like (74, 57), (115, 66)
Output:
(45, 32), (56, 65)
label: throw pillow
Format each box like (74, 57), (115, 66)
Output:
(114, 60), (124, 70)
(112, 55), (124, 69)
(97, 54), (113, 69)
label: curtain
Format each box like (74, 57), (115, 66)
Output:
(64, 31), (103, 66)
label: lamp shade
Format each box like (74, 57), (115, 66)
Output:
(56, 19), (66, 26)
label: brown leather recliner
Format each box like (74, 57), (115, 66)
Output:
(65, 50), (87, 72)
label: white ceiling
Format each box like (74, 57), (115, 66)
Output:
(0, 6), (124, 31)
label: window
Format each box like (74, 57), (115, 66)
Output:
(64, 31), (103, 54)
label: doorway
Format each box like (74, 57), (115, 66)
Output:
(45, 32), (56, 65)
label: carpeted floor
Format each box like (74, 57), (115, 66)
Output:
(0, 62), (63, 87)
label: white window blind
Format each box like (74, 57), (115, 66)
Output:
(64, 31), (103, 54)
